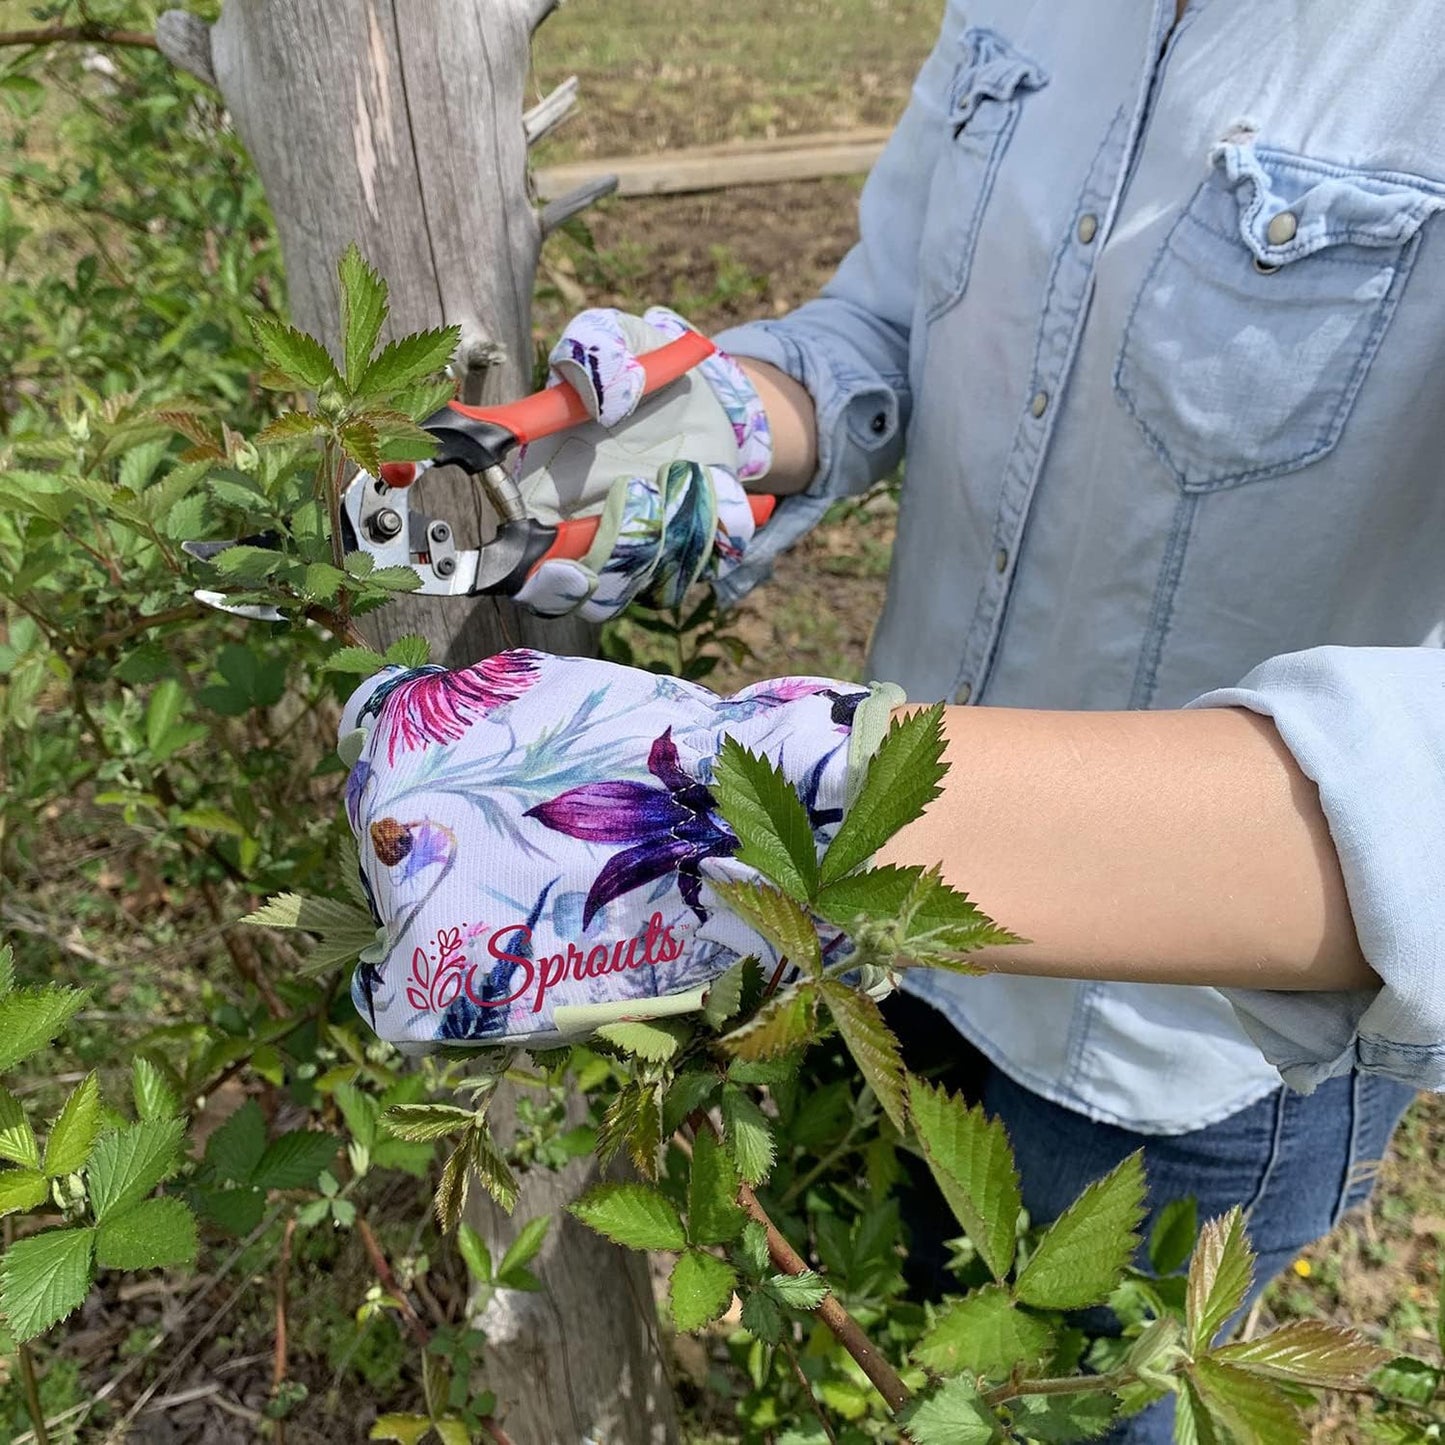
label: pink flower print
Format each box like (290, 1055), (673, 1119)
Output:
(406, 926), (469, 1012)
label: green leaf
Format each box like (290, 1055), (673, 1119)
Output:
(367, 565), (423, 592)
(383, 1104), (476, 1143)
(1175, 1378), (1225, 1445)
(594, 1019), (686, 1063)
(740, 1287), (783, 1344)
(87, 1118), (185, 1223)
(1189, 1356), (1304, 1445)
(907, 1076), (1021, 1282)
(434, 1140), (471, 1235)
(358, 326), (460, 396)
(820, 981), (907, 1133)
(903, 1375), (1000, 1445)
(198, 1185), (266, 1237)
(914, 1285), (1053, 1380)
(326, 646), (389, 675)
(1015, 1152), (1146, 1311)
(1214, 1320), (1390, 1390)
(0, 986), (87, 1072)
(256, 409), (327, 446)
(145, 679), (185, 756)
(0, 946), (13, 998)
(1370, 1357), (1441, 1409)
(332, 1081), (379, 1150)
(711, 737), (820, 898)
(205, 1099), (268, 1184)
(569, 1182), (685, 1252)
(253, 1131), (338, 1190)
(339, 244), (389, 390)
(44, 1074), (101, 1177)
(251, 316), (340, 391)
(0, 1089), (38, 1170)
(431, 1420), (470, 1445)
(94, 1196), (198, 1271)
(687, 1129), (746, 1246)
(467, 1125), (519, 1213)
(369, 1415), (433, 1444)
(1006, 1392), (1117, 1443)
(1149, 1196), (1198, 1277)
(820, 704), (947, 887)
(174, 807), (244, 836)
(498, 1215), (550, 1285)
(0, 1170), (49, 1216)
(710, 880), (822, 976)
(1185, 1207), (1254, 1353)
(302, 562), (348, 601)
(720, 1085), (774, 1186)
(722, 983), (818, 1061)
(767, 1270), (829, 1310)
(384, 635), (431, 669)
(701, 955), (755, 1029)
(243, 891), (377, 937)
(669, 1249), (737, 1332)
(132, 1057), (182, 1121)
(457, 1223), (492, 1283)
(0, 1227), (95, 1342)
(340, 419), (383, 476)
(210, 543), (282, 582)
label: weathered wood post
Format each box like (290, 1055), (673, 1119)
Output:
(157, 6), (679, 1440)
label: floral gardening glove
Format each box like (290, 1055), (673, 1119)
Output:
(510, 306), (772, 622)
(336, 650), (902, 1053)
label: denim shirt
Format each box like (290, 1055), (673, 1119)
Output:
(715, 0), (1445, 1132)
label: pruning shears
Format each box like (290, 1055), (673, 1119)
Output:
(185, 328), (775, 618)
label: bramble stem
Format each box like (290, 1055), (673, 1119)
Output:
(983, 1369), (1128, 1407)
(18, 1342), (50, 1445)
(0, 23), (157, 49)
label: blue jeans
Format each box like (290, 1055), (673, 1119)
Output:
(884, 994), (1417, 1444)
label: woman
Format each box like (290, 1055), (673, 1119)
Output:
(342, 2), (1445, 1436)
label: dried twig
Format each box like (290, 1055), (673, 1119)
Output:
(0, 23), (158, 49)
(273, 1216), (297, 1444)
(357, 1215), (430, 1346)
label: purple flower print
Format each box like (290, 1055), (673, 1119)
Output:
(526, 729), (737, 927)
(360, 651), (542, 764)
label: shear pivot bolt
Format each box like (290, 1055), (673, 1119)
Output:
(434, 556), (457, 578)
(369, 508), (403, 540)
(430, 522), (451, 543)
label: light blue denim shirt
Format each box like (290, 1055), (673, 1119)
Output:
(715, 0), (1445, 1132)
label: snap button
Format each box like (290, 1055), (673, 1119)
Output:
(1077, 213), (1099, 245)
(1253, 256), (1280, 275)
(955, 682), (972, 704)
(994, 547), (1009, 573)
(1266, 210), (1298, 246)
(870, 412), (888, 435)
(1030, 390), (1049, 418)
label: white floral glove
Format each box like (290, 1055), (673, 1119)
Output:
(511, 306), (772, 622)
(336, 651), (901, 1052)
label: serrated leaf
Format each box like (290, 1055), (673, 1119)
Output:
(1175, 1378), (1225, 1445)
(0, 1089), (38, 1170)
(1214, 1320), (1389, 1389)
(339, 244), (389, 389)
(701, 955), (754, 1029)
(767, 1269), (829, 1309)
(434, 1140), (471, 1235)
(907, 1076), (1021, 1282)
(722, 983), (818, 1061)
(256, 410), (326, 445)
(44, 1074), (100, 1177)
(1189, 1356), (1303, 1445)
(472, 1124), (519, 1214)
(252, 316), (340, 390)
(687, 1129), (745, 1246)
(1370, 1356), (1440, 1409)
(498, 1215), (550, 1283)
(1185, 1207), (1254, 1353)
(383, 1104), (476, 1143)
(570, 1182), (685, 1251)
(370, 1415), (433, 1444)
(0, 1227), (94, 1341)
(384, 635), (431, 669)
(340, 419), (382, 476)
(821, 981), (907, 1133)
(1149, 1196), (1198, 1277)
(326, 646), (388, 675)
(367, 565), (423, 592)
(595, 1019), (686, 1062)
(243, 891), (377, 937)
(903, 1375), (1000, 1445)
(662, 1070), (722, 1137)
(720, 1085), (774, 1186)
(712, 737), (820, 898)
(200, 1185), (266, 1236)
(741, 1287), (783, 1343)
(0, 1170), (49, 1216)
(303, 562), (348, 601)
(1015, 1152), (1146, 1311)
(457, 1222), (491, 1283)
(914, 1285), (1053, 1380)
(431, 1420), (470, 1445)
(358, 326), (460, 396)
(86, 1118), (184, 1224)
(0, 986), (87, 1072)
(900, 863), (1018, 960)
(1007, 1392), (1117, 1443)
(711, 880), (822, 976)
(132, 1058), (182, 1121)
(94, 1196), (198, 1271)
(0, 946), (12, 999)
(669, 1248), (737, 1332)
(211, 543), (282, 582)
(332, 1081), (378, 1150)
(145, 679), (185, 756)
(205, 1099), (267, 1184)
(253, 1131), (337, 1190)
(820, 705), (947, 886)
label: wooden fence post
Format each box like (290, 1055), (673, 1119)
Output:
(158, 6), (680, 1440)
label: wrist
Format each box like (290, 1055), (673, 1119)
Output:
(736, 358), (819, 496)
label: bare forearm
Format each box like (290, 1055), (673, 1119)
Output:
(738, 358), (818, 495)
(879, 705), (1378, 993)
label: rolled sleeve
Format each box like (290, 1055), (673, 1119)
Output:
(710, 11), (959, 604)
(1187, 645), (1445, 1093)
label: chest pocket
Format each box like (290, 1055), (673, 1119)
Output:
(919, 28), (1047, 323)
(1114, 139), (1445, 493)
